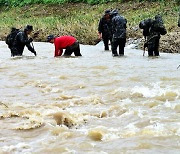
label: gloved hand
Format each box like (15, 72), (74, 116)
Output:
(29, 38), (33, 42)
(32, 50), (37, 56)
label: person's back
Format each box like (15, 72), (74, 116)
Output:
(149, 15), (167, 38)
(139, 18), (153, 39)
(140, 15), (166, 56)
(6, 27), (19, 49)
(54, 36), (76, 49)
(13, 31), (29, 55)
(111, 9), (127, 56)
(111, 11), (127, 39)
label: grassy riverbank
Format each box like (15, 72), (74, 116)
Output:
(0, 1), (179, 49)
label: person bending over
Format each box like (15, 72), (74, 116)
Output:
(139, 15), (167, 56)
(47, 35), (82, 57)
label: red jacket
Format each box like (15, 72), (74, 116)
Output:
(54, 36), (76, 57)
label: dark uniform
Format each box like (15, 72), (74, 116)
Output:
(98, 10), (112, 50)
(140, 15), (166, 56)
(11, 25), (36, 57)
(5, 27), (19, 56)
(111, 10), (127, 56)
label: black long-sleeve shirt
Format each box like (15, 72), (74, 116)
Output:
(98, 16), (112, 38)
(111, 14), (127, 39)
(13, 31), (34, 55)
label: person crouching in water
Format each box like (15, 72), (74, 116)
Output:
(47, 35), (82, 57)
(11, 25), (36, 57)
(111, 9), (127, 57)
(98, 9), (112, 51)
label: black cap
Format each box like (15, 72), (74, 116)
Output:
(47, 35), (54, 42)
(105, 9), (111, 15)
(24, 25), (33, 31)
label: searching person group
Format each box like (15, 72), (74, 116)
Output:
(5, 10), (179, 58)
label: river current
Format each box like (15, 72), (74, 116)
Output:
(0, 41), (180, 154)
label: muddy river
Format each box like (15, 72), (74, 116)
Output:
(0, 41), (180, 153)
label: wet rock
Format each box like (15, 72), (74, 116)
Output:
(88, 130), (103, 141)
(53, 112), (76, 128)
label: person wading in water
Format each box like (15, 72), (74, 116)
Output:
(10, 25), (37, 57)
(98, 9), (112, 51)
(111, 9), (127, 57)
(139, 14), (167, 57)
(47, 35), (82, 57)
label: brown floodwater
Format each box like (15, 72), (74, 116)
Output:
(0, 41), (180, 154)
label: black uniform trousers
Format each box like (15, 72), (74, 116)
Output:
(111, 38), (126, 56)
(103, 36), (112, 50)
(147, 38), (160, 56)
(64, 41), (82, 56)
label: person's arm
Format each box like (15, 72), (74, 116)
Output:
(111, 18), (115, 34)
(26, 43), (36, 56)
(18, 32), (32, 44)
(54, 45), (63, 57)
(124, 18), (127, 29)
(98, 18), (103, 39)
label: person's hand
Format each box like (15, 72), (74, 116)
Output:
(32, 50), (37, 56)
(98, 33), (102, 39)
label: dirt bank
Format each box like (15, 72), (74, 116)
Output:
(160, 29), (180, 53)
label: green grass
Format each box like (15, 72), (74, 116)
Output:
(0, 1), (179, 44)
(0, 0), (179, 7)
(0, 0), (123, 7)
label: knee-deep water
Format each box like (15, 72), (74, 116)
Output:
(0, 41), (180, 153)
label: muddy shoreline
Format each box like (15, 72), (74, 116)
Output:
(0, 2), (179, 53)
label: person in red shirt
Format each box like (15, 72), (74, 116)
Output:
(47, 35), (82, 57)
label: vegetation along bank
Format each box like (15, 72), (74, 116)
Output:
(0, 0), (179, 53)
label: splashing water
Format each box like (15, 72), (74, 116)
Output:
(0, 41), (180, 153)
